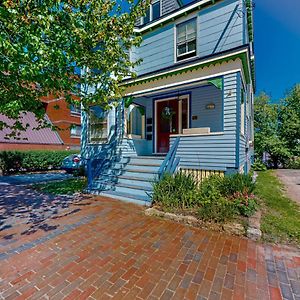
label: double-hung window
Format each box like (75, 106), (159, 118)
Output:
(177, 19), (197, 61)
(71, 125), (82, 137)
(88, 106), (108, 143)
(143, 0), (161, 25)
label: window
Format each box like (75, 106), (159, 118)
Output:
(142, 0), (161, 25)
(70, 104), (81, 115)
(176, 19), (197, 61)
(71, 125), (82, 137)
(88, 106), (108, 143)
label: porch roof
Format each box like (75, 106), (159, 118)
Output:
(122, 46), (251, 89)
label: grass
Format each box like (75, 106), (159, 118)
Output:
(255, 170), (300, 245)
(33, 177), (87, 195)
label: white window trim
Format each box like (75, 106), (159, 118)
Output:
(87, 110), (110, 145)
(71, 125), (82, 138)
(175, 17), (198, 63)
(141, 0), (161, 25)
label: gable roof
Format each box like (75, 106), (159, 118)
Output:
(0, 112), (63, 145)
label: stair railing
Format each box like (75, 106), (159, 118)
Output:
(158, 137), (180, 179)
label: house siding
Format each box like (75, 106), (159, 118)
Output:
(133, 0), (246, 77)
(171, 72), (239, 171)
(162, 0), (181, 15)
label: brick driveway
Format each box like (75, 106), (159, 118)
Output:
(0, 186), (300, 300)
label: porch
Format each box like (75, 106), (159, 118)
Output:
(124, 80), (225, 160)
(84, 72), (241, 205)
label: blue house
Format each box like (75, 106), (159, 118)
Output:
(81, 0), (255, 205)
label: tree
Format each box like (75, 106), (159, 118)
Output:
(254, 93), (291, 168)
(279, 85), (300, 157)
(0, 0), (149, 134)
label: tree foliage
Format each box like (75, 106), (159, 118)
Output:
(0, 0), (149, 133)
(254, 85), (300, 168)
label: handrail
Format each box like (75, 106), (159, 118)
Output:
(158, 137), (180, 178)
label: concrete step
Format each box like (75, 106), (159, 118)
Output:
(100, 190), (151, 206)
(118, 177), (153, 189)
(112, 184), (151, 197)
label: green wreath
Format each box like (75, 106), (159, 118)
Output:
(161, 106), (176, 121)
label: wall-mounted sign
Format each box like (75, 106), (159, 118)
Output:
(206, 103), (215, 110)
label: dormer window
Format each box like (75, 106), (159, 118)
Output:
(176, 18), (197, 61)
(142, 0), (161, 25)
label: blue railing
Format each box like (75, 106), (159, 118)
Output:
(158, 137), (180, 178)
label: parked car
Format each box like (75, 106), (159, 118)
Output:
(61, 154), (83, 174)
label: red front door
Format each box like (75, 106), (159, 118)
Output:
(156, 100), (179, 153)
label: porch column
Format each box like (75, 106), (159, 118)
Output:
(178, 99), (183, 134)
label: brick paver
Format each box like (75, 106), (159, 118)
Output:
(0, 185), (300, 300)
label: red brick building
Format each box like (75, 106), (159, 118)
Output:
(0, 97), (81, 151)
(42, 97), (81, 149)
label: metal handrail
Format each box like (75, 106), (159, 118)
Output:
(158, 137), (180, 178)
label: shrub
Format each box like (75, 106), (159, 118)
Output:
(152, 172), (200, 210)
(252, 159), (267, 171)
(220, 173), (255, 197)
(232, 193), (257, 217)
(152, 172), (257, 223)
(285, 157), (300, 169)
(198, 197), (237, 223)
(0, 150), (78, 174)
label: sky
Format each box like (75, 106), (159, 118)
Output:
(254, 0), (300, 101)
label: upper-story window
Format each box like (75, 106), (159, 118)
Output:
(143, 0), (161, 25)
(71, 125), (82, 137)
(176, 18), (197, 61)
(70, 104), (81, 115)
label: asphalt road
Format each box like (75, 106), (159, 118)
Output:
(0, 172), (72, 186)
(276, 169), (300, 205)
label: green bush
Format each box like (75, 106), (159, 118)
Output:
(0, 150), (78, 174)
(198, 197), (237, 223)
(152, 172), (200, 210)
(152, 172), (257, 223)
(220, 173), (255, 197)
(233, 194), (257, 217)
(252, 159), (267, 171)
(285, 157), (300, 169)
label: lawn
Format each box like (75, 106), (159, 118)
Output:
(255, 170), (300, 245)
(33, 177), (87, 195)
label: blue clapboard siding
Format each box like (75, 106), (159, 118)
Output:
(172, 72), (238, 171)
(198, 0), (244, 57)
(162, 0), (181, 15)
(132, 24), (175, 75)
(190, 85), (223, 132)
(133, 0), (247, 76)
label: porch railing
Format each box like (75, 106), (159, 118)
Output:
(158, 137), (180, 178)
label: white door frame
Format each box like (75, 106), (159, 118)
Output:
(154, 94), (190, 154)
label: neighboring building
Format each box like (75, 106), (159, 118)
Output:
(0, 97), (82, 151)
(82, 0), (255, 205)
(42, 96), (81, 150)
(0, 112), (64, 151)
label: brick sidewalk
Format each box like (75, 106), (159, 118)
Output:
(0, 186), (300, 300)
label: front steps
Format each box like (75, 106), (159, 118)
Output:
(88, 156), (165, 206)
